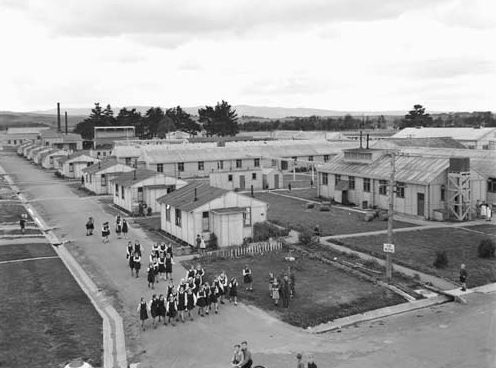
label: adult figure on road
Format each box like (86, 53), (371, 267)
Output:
(122, 219), (128, 238)
(85, 216), (94, 236)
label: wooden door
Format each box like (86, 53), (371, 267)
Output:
(417, 193), (425, 216)
(239, 175), (245, 190)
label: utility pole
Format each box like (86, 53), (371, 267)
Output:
(386, 151), (396, 283)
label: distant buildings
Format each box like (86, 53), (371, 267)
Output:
(0, 126), (51, 147)
(57, 151), (100, 179)
(82, 160), (135, 195)
(209, 167), (283, 191)
(392, 127), (496, 150)
(40, 129), (83, 151)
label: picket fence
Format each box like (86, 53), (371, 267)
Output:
(201, 240), (284, 260)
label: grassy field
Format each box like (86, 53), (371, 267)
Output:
(0, 228), (42, 236)
(0, 243), (103, 368)
(337, 226), (496, 287)
(0, 201), (30, 223)
(283, 173), (313, 189)
(183, 251), (405, 328)
(466, 224), (496, 236)
(254, 192), (415, 236)
(277, 187), (321, 201)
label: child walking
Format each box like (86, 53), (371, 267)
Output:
(101, 222), (110, 243)
(115, 215), (122, 239)
(210, 280), (220, 314)
(229, 277), (238, 305)
(271, 278), (280, 306)
(122, 219), (128, 238)
(85, 217), (94, 236)
(126, 242), (135, 276)
(176, 286), (187, 323)
(186, 287), (197, 321)
(150, 294), (159, 328)
(196, 285), (207, 317)
(165, 252), (173, 281)
(243, 265), (253, 291)
(147, 263), (156, 289)
(133, 251), (141, 278)
(165, 294), (177, 326)
(137, 297), (148, 331)
(158, 294), (166, 324)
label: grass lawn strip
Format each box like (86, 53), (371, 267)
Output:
(254, 192), (416, 236)
(183, 251), (404, 328)
(0, 243), (57, 262)
(0, 253), (102, 368)
(0, 202), (31, 223)
(337, 227), (496, 287)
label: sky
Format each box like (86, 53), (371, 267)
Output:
(0, 0), (495, 112)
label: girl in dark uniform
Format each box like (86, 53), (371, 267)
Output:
(186, 265), (195, 280)
(187, 277), (195, 292)
(134, 241), (142, 257)
(243, 265), (253, 291)
(218, 271), (228, 304)
(157, 294), (166, 324)
(86, 217), (94, 236)
(204, 282), (211, 315)
(133, 251), (141, 278)
(166, 279), (175, 300)
(159, 242), (166, 258)
(152, 256), (159, 284)
(229, 277), (238, 305)
(177, 278), (187, 293)
(196, 285), (207, 317)
(126, 242), (134, 276)
(158, 254), (166, 281)
(147, 263), (155, 289)
(149, 294), (159, 328)
(165, 252), (173, 281)
(151, 243), (159, 258)
(210, 279), (220, 314)
(195, 264), (205, 284)
(115, 215), (122, 239)
(193, 273), (202, 294)
(101, 222), (110, 243)
(165, 294), (177, 326)
(137, 297), (148, 331)
(122, 219), (128, 238)
(186, 287), (197, 321)
(176, 286), (187, 323)
(166, 242), (173, 258)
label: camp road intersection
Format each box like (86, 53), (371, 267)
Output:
(0, 164), (127, 368)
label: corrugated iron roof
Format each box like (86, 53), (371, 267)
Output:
(320, 153), (449, 184)
(156, 181), (229, 211)
(392, 127), (496, 141)
(82, 159), (121, 175)
(6, 127), (50, 134)
(41, 130), (83, 141)
(211, 207), (246, 214)
(107, 169), (178, 187)
(373, 137), (466, 149)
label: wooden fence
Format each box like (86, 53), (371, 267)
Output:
(201, 240), (284, 260)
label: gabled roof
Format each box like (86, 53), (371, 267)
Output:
(157, 181), (229, 211)
(38, 149), (59, 160)
(109, 168), (161, 187)
(392, 127), (496, 141)
(320, 153), (449, 185)
(82, 159), (120, 175)
(373, 137), (466, 149)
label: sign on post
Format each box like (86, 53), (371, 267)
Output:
(383, 243), (395, 253)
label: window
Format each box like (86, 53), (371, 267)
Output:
(243, 207), (251, 226)
(115, 184), (118, 196)
(178, 162), (184, 172)
(396, 182), (405, 198)
(379, 180), (388, 195)
(101, 174), (107, 187)
(121, 186), (125, 199)
(87, 162), (92, 167)
(198, 161), (204, 171)
(254, 158), (260, 167)
(137, 187), (143, 202)
(166, 205), (171, 222)
(271, 159), (277, 166)
(252, 173), (257, 180)
(335, 174), (341, 185)
(308, 156), (314, 161)
(321, 173), (328, 185)
(125, 157), (132, 166)
(202, 211), (209, 231)
(236, 159), (242, 168)
(157, 163), (163, 173)
(488, 178), (496, 193)
(363, 178), (371, 192)
(440, 185), (446, 201)
(349, 176), (355, 190)
(69, 163), (74, 172)
(103, 152), (107, 156)
(292, 156), (297, 162)
(281, 160), (288, 170)
(324, 155), (329, 162)
(218, 160), (224, 169)
(228, 174), (233, 182)
(8, 140), (11, 144)
(175, 208), (182, 227)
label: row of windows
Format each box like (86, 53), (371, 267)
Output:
(165, 207), (252, 230)
(156, 158), (261, 173)
(322, 174), (407, 198)
(228, 173), (257, 182)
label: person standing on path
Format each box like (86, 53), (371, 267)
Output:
(19, 214), (26, 234)
(229, 277), (238, 305)
(122, 219), (128, 238)
(137, 297), (148, 331)
(85, 216), (94, 236)
(115, 215), (122, 239)
(133, 251), (142, 278)
(150, 294), (159, 328)
(460, 263), (468, 291)
(127, 242), (135, 276)
(271, 278), (280, 306)
(243, 265), (253, 291)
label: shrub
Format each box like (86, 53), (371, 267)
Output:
(209, 232), (219, 250)
(252, 221), (290, 242)
(433, 250), (448, 268)
(319, 205), (330, 212)
(298, 228), (314, 245)
(478, 238), (496, 259)
(363, 258), (381, 269)
(306, 203), (314, 209)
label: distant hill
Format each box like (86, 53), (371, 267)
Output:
(0, 111), (87, 130)
(30, 104), (408, 119)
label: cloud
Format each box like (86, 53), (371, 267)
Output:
(21, 0), (449, 39)
(435, 0), (496, 30)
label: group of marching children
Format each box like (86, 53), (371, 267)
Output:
(146, 242), (174, 287)
(137, 263), (241, 330)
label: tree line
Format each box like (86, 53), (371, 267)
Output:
(74, 100), (239, 140)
